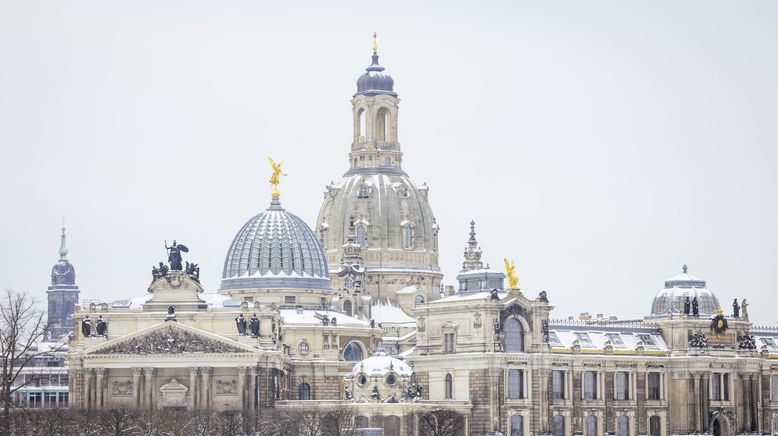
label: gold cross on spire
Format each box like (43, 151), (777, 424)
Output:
(372, 32), (378, 55)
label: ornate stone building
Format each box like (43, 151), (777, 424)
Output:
(63, 41), (778, 436)
(47, 222), (80, 340)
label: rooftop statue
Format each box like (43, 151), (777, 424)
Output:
(267, 156), (287, 199)
(165, 240), (189, 271)
(504, 258), (519, 289)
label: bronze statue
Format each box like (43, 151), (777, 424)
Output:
(96, 315), (107, 336)
(691, 297), (699, 317)
(166, 305), (177, 322)
(733, 298), (740, 318)
(236, 314), (247, 335)
(185, 261), (200, 280)
(249, 313), (260, 337)
(370, 385), (381, 401)
(165, 240), (188, 271)
(81, 315), (92, 337)
(683, 296), (691, 315)
(344, 386), (353, 400)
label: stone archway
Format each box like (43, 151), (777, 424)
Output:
(710, 413), (731, 436)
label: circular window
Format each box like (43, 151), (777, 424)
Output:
(386, 373), (397, 386)
(358, 374), (367, 386)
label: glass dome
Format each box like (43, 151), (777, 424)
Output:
(650, 265), (720, 317)
(220, 198), (330, 291)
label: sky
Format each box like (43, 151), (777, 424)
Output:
(0, 1), (776, 325)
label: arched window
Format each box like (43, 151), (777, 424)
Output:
(357, 108), (366, 141)
(617, 415), (629, 436)
(403, 224), (414, 249)
(414, 295), (425, 307)
(552, 415), (565, 436)
(375, 107), (389, 141)
(445, 374), (453, 399)
(504, 318), (524, 352)
(649, 416), (661, 436)
(510, 415), (523, 436)
(343, 300), (353, 317)
(384, 157), (391, 166)
(343, 341), (364, 361)
(585, 415), (597, 436)
(356, 225), (367, 247)
(298, 383), (311, 400)
(386, 373), (397, 386)
(298, 340), (309, 354)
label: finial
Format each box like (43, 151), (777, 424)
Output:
(504, 258), (519, 289)
(267, 157), (287, 201)
(59, 217), (69, 261)
(372, 32), (378, 55)
(682, 264), (688, 274)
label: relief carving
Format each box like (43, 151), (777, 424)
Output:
(112, 380), (133, 396)
(96, 326), (242, 354)
(215, 379), (238, 395)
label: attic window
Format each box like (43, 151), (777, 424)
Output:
(637, 334), (658, 348)
(548, 332), (562, 347)
(606, 333), (626, 347)
(574, 333), (594, 348)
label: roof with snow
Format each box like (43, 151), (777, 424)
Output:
(351, 354), (412, 378)
(371, 300), (415, 324)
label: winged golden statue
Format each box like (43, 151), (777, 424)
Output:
(504, 258), (519, 289)
(267, 157), (287, 199)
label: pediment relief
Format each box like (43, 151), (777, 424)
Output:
(88, 323), (254, 355)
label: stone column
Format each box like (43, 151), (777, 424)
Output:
(250, 367), (259, 409)
(96, 368), (107, 408)
(189, 367), (199, 410)
(239, 367), (248, 411)
(132, 368), (142, 409)
(82, 368), (94, 409)
(143, 368), (157, 409)
(692, 372), (701, 432)
(200, 367), (213, 410)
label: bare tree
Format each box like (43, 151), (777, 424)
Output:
(96, 408), (139, 436)
(418, 409), (465, 436)
(156, 408), (200, 436)
(322, 406), (357, 436)
(215, 410), (243, 436)
(0, 289), (58, 434)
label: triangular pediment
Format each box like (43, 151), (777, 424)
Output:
(87, 322), (257, 355)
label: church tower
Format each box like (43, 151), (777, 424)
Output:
(47, 221), (80, 340)
(316, 35), (442, 314)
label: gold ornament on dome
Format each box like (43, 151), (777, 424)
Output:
(504, 258), (519, 289)
(267, 157), (287, 199)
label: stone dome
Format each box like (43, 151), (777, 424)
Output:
(356, 54), (396, 97)
(650, 265), (721, 317)
(220, 198), (330, 291)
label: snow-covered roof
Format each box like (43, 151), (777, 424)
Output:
(280, 309), (369, 327)
(547, 325), (668, 351)
(435, 290), (507, 303)
(395, 285), (419, 295)
(113, 293), (237, 310)
(371, 301), (415, 324)
(351, 354), (412, 377)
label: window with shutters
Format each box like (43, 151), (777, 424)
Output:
(552, 370), (565, 400)
(508, 369), (524, 399)
(615, 372), (629, 400)
(584, 371), (598, 400)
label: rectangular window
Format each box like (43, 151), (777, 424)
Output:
(548, 332), (562, 347)
(584, 371), (598, 400)
(637, 334), (658, 348)
(508, 369), (524, 399)
(552, 370), (565, 400)
(575, 333), (594, 348)
(443, 333), (455, 354)
(606, 333), (626, 347)
(723, 373), (729, 401)
(761, 337), (777, 350)
(711, 373), (721, 401)
(647, 373), (661, 400)
(615, 372), (629, 400)
(284, 296), (295, 305)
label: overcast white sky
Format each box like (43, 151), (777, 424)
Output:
(1, 1), (776, 325)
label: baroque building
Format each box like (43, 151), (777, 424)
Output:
(61, 40), (778, 436)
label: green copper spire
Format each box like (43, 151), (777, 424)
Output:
(59, 218), (68, 261)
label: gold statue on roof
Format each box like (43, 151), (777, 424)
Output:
(267, 157), (287, 199)
(504, 258), (519, 289)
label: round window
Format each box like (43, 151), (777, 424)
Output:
(358, 374), (367, 386)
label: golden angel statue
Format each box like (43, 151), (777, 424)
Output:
(267, 157), (287, 198)
(504, 258), (519, 289)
